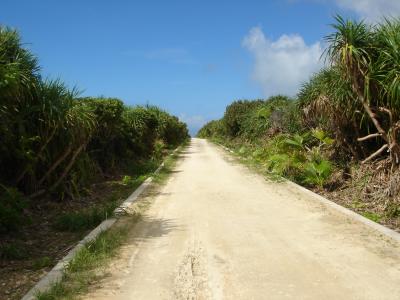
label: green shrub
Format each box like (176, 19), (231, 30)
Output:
(362, 212), (381, 223)
(267, 153), (293, 175)
(197, 119), (225, 139)
(53, 202), (117, 232)
(303, 160), (333, 187)
(0, 184), (28, 232)
(31, 256), (53, 270)
(153, 139), (166, 160)
(80, 97), (126, 170)
(0, 25), (189, 236)
(122, 175), (146, 188)
(0, 242), (28, 259)
(223, 99), (264, 137)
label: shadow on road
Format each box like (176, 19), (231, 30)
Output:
(129, 216), (182, 242)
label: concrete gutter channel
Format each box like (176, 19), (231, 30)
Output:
(22, 152), (174, 300)
(217, 142), (400, 244)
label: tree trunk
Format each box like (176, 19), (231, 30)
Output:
(352, 82), (400, 167)
(48, 143), (86, 191)
(38, 145), (72, 186)
(16, 125), (58, 184)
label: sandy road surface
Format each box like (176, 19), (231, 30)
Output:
(85, 138), (400, 300)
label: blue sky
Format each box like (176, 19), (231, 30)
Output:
(2, 0), (399, 134)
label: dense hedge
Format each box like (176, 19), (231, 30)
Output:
(198, 95), (299, 141)
(0, 26), (188, 216)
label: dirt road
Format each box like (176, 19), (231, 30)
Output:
(85, 138), (400, 300)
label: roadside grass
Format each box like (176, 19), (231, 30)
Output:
(362, 212), (382, 223)
(36, 225), (130, 300)
(153, 150), (181, 184)
(213, 140), (400, 231)
(212, 139), (285, 182)
(31, 257), (54, 270)
(53, 169), (151, 233)
(35, 144), (186, 300)
(53, 202), (118, 232)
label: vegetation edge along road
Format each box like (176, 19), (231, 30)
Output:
(21, 146), (181, 300)
(0, 26), (189, 300)
(198, 16), (400, 233)
(32, 145), (186, 300)
(215, 141), (400, 243)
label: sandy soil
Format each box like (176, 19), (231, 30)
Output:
(84, 138), (400, 300)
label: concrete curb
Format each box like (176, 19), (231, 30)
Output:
(218, 143), (235, 154)
(217, 143), (400, 244)
(22, 150), (178, 300)
(285, 180), (400, 243)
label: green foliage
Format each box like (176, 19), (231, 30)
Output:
(31, 256), (53, 270)
(153, 139), (166, 160)
(68, 228), (126, 272)
(198, 87), (336, 187)
(312, 129), (334, 146)
(0, 184), (28, 232)
(121, 175), (146, 188)
(122, 175), (134, 186)
(267, 153), (292, 175)
(36, 227), (128, 300)
(283, 133), (309, 150)
(223, 99), (264, 137)
(385, 203), (400, 218)
(0, 242), (28, 259)
(264, 130), (334, 186)
(0, 26), (188, 234)
(362, 211), (381, 223)
(303, 160), (333, 187)
(53, 201), (118, 232)
(324, 16), (400, 164)
(80, 97), (125, 170)
(198, 95), (300, 140)
(197, 119), (225, 139)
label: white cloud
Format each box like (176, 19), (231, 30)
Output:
(242, 27), (323, 97)
(335, 0), (400, 21)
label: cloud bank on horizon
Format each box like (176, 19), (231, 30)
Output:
(243, 0), (400, 98)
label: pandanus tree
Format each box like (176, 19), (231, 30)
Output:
(325, 16), (400, 167)
(0, 27), (97, 195)
(15, 80), (97, 197)
(0, 27), (40, 185)
(298, 67), (365, 158)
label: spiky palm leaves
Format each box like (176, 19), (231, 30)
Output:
(0, 28), (40, 183)
(0, 27), (39, 99)
(9, 79), (97, 196)
(298, 68), (367, 158)
(326, 17), (400, 166)
(0, 27), (189, 199)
